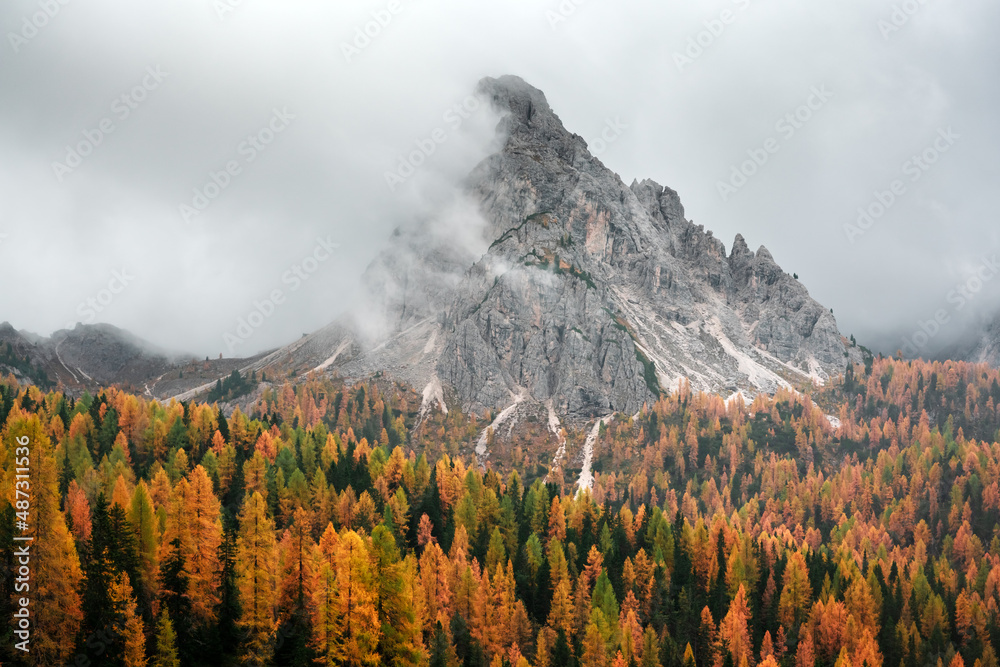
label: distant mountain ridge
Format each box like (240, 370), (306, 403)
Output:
(0, 322), (267, 400)
(0, 322), (175, 393)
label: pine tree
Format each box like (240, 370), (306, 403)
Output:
(236, 491), (278, 666)
(371, 523), (424, 666)
(429, 620), (459, 667)
(82, 501), (129, 659)
(215, 525), (242, 656)
(640, 626), (662, 667)
(128, 479), (158, 598)
(151, 611), (181, 667)
(552, 630), (572, 667)
(158, 534), (193, 664)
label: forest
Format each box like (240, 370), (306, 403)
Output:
(1, 355), (1000, 667)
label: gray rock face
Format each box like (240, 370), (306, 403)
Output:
(967, 316), (1000, 368)
(281, 75), (857, 421)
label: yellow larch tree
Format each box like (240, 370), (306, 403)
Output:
(332, 529), (381, 666)
(4, 409), (84, 664)
(236, 491), (278, 666)
(110, 571), (148, 667)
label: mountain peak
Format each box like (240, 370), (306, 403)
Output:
(188, 76), (859, 438)
(477, 75), (555, 126)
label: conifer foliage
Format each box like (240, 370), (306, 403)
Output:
(1, 358), (1000, 665)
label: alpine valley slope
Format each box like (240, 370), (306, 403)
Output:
(247, 75), (861, 426)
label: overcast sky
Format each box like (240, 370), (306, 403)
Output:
(1, 0), (998, 360)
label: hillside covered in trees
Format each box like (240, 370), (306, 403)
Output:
(2, 356), (1000, 667)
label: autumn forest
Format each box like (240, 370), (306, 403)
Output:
(2, 355), (1000, 667)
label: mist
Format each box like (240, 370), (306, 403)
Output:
(1, 0), (998, 360)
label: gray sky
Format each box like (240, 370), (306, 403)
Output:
(1, 0), (998, 360)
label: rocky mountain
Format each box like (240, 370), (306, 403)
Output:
(5, 75), (862, 443)
(0, 322), (262, 398)
(249, 75), (859, 428)
(0, 322), (169, 392)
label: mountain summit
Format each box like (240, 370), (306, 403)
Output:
(265, 75), (858, 422)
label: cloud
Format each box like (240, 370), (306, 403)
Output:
(0, 0), (997, 360)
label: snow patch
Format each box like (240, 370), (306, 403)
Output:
(422, 328), (438, 355)
(475, 389), (526, 465)
(546, 402), (568, 477)
(314, 339), (351, 372)
(418, 374), (448, 421)
(547, 404), (561, 436)
(171, 379), (220, 403)
(703, 317), (791, 392)
(145, 372), (167, 398)
(369, 317), (433, 354)
(576, 415), (614, 494)
(57, 357), (78, 382)
(805, 356), (826, 385)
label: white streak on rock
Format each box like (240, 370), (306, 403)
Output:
(576, 415), (613, 494)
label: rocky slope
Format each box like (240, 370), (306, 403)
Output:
(0, 322), (264, 398)
(256, 75), (858, 425)
(966, 315), (1000, 368)
(0, 322), (174, 393)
